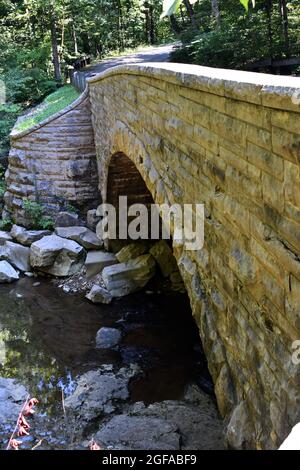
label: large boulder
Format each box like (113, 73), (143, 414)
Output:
(0, 260), (19, 283)
(85, 250), (117, 278)
(102, 254), (156, 297)
(30, 234), (86, 277)
(149, 240), (178, 278)
(11, 225), (52, 247)
(0, 231), (12, 246)
(86, 285), (113, 304)
(54, 211), (84, 228)
(55, 226), (102, 250)
(0, 241), (30, 272)
(116, 242), (149, 263)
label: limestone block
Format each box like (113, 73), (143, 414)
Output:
(30, 234), (86, 277)
(0, 241), (30, 272)
(85, 250), (117, 278)
(102, 254), (156, 297)
(116, 242), (149, 264)
(0, 231), (12, 246)
(86, 285), (113, 304)
(0, 260), (19, 283)
(55, 226), (102, 250)
(11, 225), (52, 247)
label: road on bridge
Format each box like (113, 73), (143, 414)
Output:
(72, 43), (177, 91)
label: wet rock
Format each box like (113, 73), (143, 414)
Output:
(30, 235), (86, 277)
(54, 211), (84, 228)
(0, 241), (30, 272)
(102, 254), (156, 297)
(94, 415), (180, 450)
(95, 327), (121, 348)
(0, 378), (28, 428)
(11, 225), (52, 247)
(65, 364), (139, 422)
(0, 260), (19, 283)
(0, 231), (12, 246)
(85, 251), (117, 278)
(87, 209), (101, 231)
(86, 285), (113, 304)
(149, 240), (178, 277)
(170, 270), (186, 293)
(226, 401), (254, 449)
(116, 242), (149, 263)
(55, 226), (102, 250)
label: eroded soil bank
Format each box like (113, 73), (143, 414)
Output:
(0, 277), (224, 450)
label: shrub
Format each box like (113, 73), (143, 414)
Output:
(23, 200), (54, 231)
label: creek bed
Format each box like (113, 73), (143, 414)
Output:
(0, 277), (224, 450)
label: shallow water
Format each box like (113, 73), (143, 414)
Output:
(0, 277), (216, 449)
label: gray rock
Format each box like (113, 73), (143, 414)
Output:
(55, 226), (102, 250)
(65, 364), (139, 423)
(87, 209), (101, 231)
(30, 234), (86, 277)
(85, 250), (117, 278)
(0, 260), (19, 283)
(149, 240), (178, 277)
(95, 327), (121, 348)
(54, 211), (84, 228)
(94, 414), (180, 450)
(116, 242), (149, 263)
(86, 285), (113, 304)
(0, 230), (12, 246)
(102, 254), (156, 297)
(0, 378), (28, 428)
(0, 241), (30, 272)
(11, 224), (52, 247)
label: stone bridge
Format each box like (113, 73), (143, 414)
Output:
(5, 63), (300, 449)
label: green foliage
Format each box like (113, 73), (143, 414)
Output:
(23, 199), (54, 230)
(161, 0), (254, 18)
(15, 85), (79, 132)
(0, 217), (12, 231)
(0, 103), (22, 158)
(170, 0), (300, 72)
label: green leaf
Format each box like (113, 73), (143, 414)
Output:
(239, 0), (255, 11)
(160, 0), (183, 19)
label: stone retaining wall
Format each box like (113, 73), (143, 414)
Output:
(5, 89), (100, 226)
(88, 63), (300, 449)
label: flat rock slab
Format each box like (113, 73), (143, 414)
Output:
(95, 327), (121, 348)
(54, 211), (85, 228)
(30, 234), (86, 277)
(11, 225), (52, 247)
(0, 231), (12, 246)
(94, 384), (224, 450)
(55, 226), (102, 250)
(102, 254), (156, 297)
(86, 285), (113, 304)
(95, 415), (180, 450)
(85, 250), (117, 278)
(65, 364), (139, 423)
(0, 260), (19, 283)
(0, 241), (30, 272)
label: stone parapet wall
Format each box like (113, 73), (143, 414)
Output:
(88, 63), (300, 449)
(5, 89), (100, 226)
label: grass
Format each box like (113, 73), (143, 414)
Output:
(15, 85), (80, 132)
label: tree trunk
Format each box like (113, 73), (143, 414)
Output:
(72, 20), (78, 55)
(211, 0), (221, 30)
(49, 4), (62, 82)
(169, 14), (181, 35)
(182, 0), (198, 28)
(280, 0), (289, 56)
(266, 0), (273, 60)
